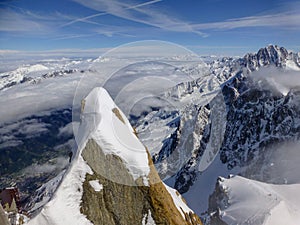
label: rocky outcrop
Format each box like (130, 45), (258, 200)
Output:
(0, 205), (10, 225)
(219, 83), (300, 170)
(77, 87), (203, 225)
(207, 178), (228, 225)
(81, 139), (202, 225)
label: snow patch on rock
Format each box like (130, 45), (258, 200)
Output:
(164, 183), (193, 219)
(88, 180), (103, 192)
(142, 210), (156, 225)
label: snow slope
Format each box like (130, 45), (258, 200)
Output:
(27, 170), (66, 214)
(181, 153), (237, 215)
(26, 155), (93, 225)
(212, 176), (300, 225)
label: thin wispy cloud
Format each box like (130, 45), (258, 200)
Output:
(92, 24), (156, 38)
(70, 0), (207, 36)
(0, 8), (73, 34)
(192, 11), (300, 30)
(61, 0), (162, 27)
(0, 8), (44, 32)
(95, 29), (137, 38)
(52, 33), (96, 41)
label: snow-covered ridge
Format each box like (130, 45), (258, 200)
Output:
(0, 64), (48, 90)
(27, 155), (93, 225)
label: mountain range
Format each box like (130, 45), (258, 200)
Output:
(0, 45), (299, 225)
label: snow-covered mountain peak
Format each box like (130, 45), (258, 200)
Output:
(78, 87), (150, 184)
(26, 87), (202, 225)
(242, 45), (299, 71)
(257, 44), (288, 64)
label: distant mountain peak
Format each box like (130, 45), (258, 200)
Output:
(242, 44), (295, 71)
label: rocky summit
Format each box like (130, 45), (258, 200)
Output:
(26, 87), (202, 225)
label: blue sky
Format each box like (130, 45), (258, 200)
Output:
(0, 0), (300, 55)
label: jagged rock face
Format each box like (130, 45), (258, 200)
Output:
(241, 45), (297, 72)
(174, 92), (227, 194)
(243, 45), (286, 70)
(220, 79), (300, 169)
(173, 105), (211, 193)
(80, 138), (202, 225)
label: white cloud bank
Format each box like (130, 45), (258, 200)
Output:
(252, 66), (300, 95)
